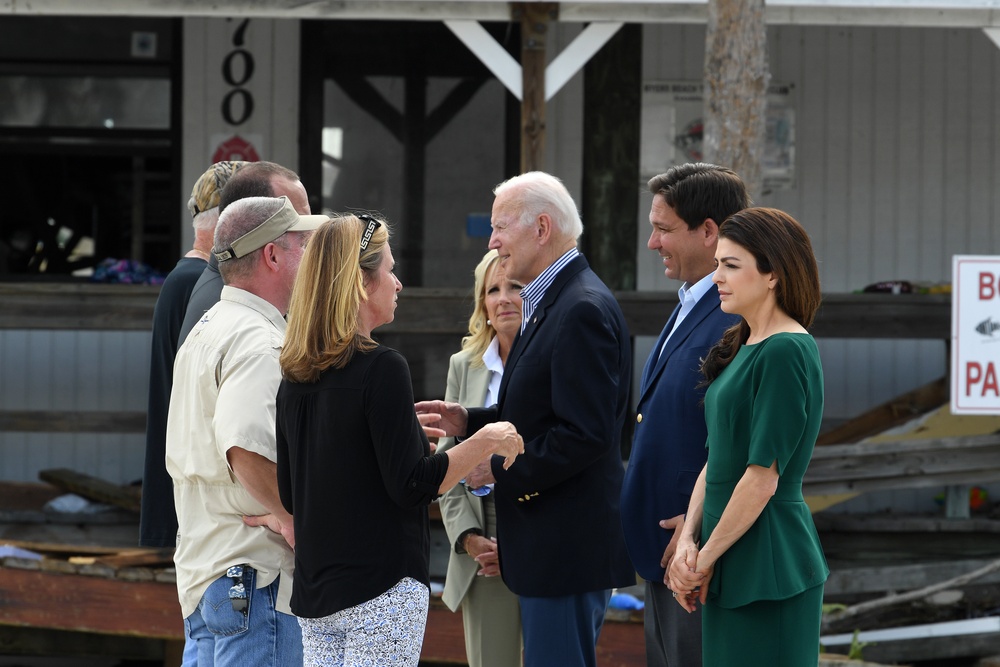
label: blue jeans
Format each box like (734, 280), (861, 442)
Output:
(183, 566), (302, 667)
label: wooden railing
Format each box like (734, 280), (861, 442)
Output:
(0, 282), (952, 338)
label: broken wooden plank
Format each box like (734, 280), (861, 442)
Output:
(826, 559), (1000, 597)
(823, 559), (1000, 632)
(804, 433), (1000, 496)
(0, 566), (183, 640)
(0, 539), (124, 557)
(94, 549), (174, 570)
(0, 410), (146, 434)
(817, 377), (948, 446)
(38, 469), (142, 513)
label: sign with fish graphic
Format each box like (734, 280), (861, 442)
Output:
(952, 255), (1000, 414)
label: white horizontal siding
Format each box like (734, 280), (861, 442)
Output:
(0, 330), (149, 484)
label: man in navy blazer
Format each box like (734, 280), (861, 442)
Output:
(418, 172), (633, 667)
(620, 163), (750, 667)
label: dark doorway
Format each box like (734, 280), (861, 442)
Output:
(0, 16), (182, 280)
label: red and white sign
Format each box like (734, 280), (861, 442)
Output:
(211, 134), (261, 163)
(952, 255), (1000, 414)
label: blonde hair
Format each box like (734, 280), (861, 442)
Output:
(281, 213), (391, 383)
(460, 250), (502, 369)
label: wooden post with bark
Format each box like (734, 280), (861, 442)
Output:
(517, 3), (557, 173)
(703, 0), (770, 197)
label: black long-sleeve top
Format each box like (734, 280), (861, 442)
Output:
(276, 345), (449, 618)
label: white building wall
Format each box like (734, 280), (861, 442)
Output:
(0, 330), (150, 484)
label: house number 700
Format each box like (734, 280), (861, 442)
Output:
(221, 19), (255, 126)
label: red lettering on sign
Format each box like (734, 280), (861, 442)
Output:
(980, 272), (996, 300)
(967, 361), (1000, 397)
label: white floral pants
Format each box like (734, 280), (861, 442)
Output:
(298, 577), (429, 667)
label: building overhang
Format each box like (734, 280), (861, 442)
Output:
(3, 0), (1000, 29)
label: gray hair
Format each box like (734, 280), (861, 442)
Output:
(215, 197), (287, 284)
(493, 171), (583, 241)
(192, 207), (220, 234)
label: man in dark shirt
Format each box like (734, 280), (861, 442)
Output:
(140, 160), (246, 548)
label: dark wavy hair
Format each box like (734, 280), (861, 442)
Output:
(647, 162), (751, 229)
(700, 207), (821, 384)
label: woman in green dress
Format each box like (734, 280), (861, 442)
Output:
(667, 207), (828, 667)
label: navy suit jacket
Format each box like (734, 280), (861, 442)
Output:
(468, 255), (634, 597)
(619, 284), (740, 582)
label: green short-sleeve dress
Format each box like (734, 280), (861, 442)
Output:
(701, 333), (829, 667)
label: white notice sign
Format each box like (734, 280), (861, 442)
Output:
(951, 255), (1000, 414)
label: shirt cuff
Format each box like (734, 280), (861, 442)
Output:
(455, 527), (483, 554)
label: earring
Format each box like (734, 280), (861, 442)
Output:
(487, 319), (492, 326)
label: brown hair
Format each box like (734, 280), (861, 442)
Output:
(280, 213), (390, 383)
(700, 207), (821, 383)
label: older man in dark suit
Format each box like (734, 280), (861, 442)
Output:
(418, 171), (633, 667)
(620, 163), (750, 667)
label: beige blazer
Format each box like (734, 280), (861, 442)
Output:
(437, 348), (492, 612)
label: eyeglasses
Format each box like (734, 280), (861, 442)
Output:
(357, 213), (382, 253)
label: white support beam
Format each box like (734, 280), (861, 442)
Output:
(545, 21), (623, 100)
(444, 19), (523, 100)
(446, 19), (624, 102)
(985, 27), (1000, 50)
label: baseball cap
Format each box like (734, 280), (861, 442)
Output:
(213, 196), (329, 262)
(188, 161), (249, 217)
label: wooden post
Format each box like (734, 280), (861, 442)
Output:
(703, 0), (769, 197)
(401, 70), (427, 287)
(581, 23), (641, 292)
(515, 2), (557, 173)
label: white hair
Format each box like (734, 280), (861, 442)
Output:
(493, 171), (583, 240)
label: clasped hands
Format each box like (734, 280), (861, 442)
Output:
(463, 534), (501, 577)
(666, 534), (713, 613)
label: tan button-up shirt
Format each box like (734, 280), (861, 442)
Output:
(165, 286), (294, 618)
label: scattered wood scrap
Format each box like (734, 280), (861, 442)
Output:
(823, 557), (1000, 634)
(38, 468), (142, 513)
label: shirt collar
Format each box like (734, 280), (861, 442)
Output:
(678, 270), (717, 307)
(482, 335), (504, 375)
(520, 247), (580, 316)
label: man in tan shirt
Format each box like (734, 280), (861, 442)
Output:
(166, 195), (327, 666)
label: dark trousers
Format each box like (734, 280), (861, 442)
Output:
(644, 579), (702, 667)
(519, 589), (612, 667)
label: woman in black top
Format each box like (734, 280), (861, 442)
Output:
(275, 214), (523, 667)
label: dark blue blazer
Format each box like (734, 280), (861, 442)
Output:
(619, 284), (739, 582)
(468, 255), (634, 597)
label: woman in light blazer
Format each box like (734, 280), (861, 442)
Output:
(438, 249), (524, 667)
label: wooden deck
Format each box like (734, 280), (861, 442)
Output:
(0, 482), (644, 666)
